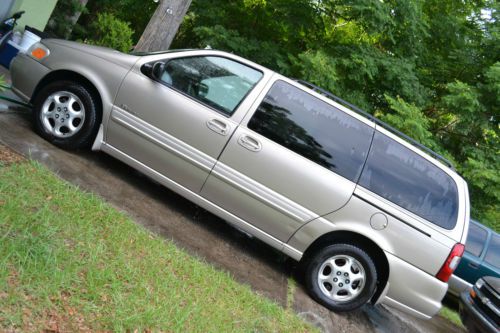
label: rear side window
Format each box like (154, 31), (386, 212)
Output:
(359, 132), (459, 229)
(248, 81), (374, 182)
(484, 235), (500, 269)
(160, 56), (262, 115)
(465, 223), (488, 257)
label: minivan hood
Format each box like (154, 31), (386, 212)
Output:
(42, 39), (140, 69)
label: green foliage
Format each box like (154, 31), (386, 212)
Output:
(73, 0), (158, 44)
(439, 306), (464, 328)
(380, 95), (436, 149)
(46, 0), (157, 45)
(84, 13), (134, 52)
(293, 50), (338, 93)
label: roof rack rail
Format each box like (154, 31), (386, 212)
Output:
(294, 79), (455, 170)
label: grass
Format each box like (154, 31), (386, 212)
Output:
(439, 305), (464, 328)
(0, 160), (315, 332)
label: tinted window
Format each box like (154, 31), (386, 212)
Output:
(465, 223), (488, 257)
(160, 56), (262, 115)
(484, 234), (500, 269)
(248, 81), (374, 182)
(359, 132), (459, 229)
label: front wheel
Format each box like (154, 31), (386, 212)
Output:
(305, 243), (377, 312)
(33, 81), (99, 149)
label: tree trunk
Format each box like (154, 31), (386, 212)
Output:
(65, 0), (89, 38)
(134, 0), (192, 52)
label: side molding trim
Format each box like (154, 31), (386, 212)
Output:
(100, 142), (304, 261)
(111, 106), (216, 172)
(211, 163), (318, 223)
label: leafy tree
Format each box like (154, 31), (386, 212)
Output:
(84, 13), (134, 52)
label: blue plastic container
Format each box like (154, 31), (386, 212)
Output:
(0, 40), (22, 69)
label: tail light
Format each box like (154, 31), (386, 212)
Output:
(436, 243), (465, 282)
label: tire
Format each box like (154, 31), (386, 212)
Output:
(305, 243), (377, 312)
(33, 81), (100, 149)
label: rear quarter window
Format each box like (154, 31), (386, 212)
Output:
(465, 223), (488, 257)
(484, 234), (500, 269)
(359, 132), (459, 229)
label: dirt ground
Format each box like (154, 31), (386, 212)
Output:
(0, 143), (25, 164)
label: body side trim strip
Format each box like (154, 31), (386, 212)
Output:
(111, 106), (216, 172)
(101, 142), (304, 261)
(212, 163), (317, 222)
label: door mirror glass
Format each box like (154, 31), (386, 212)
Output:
(197, 82), (209, 97)
(141, 61), (165, 80)
(152, 62), (166, 80)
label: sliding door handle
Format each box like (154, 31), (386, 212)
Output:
(238, 135), (262, 152)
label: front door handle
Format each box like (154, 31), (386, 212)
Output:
(206, 119), (229, 136)
(238, 135), (262, 152)
(468, 262), (480, 269)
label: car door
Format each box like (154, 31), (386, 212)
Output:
(482, 233), (500, 278)
(200, 78), (375, 242)
(454, 222), (489, 284)
(105, 54), (265, 192)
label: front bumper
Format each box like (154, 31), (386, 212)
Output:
(10, 53), (50, 103)
(459, 291), (498, 333)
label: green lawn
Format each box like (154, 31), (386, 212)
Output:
(0, 160), (314, 332)
(439, 305), (464, 329)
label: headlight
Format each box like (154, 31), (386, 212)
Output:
(475, 278), (484, 289)
(27, 42), (50, 61)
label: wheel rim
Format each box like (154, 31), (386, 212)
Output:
(317, 255), (366, 302)
(40, 91), (85, 138)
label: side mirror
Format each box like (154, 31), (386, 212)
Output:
(141, 61), (165, 80)
(152, 62), (166, 79)
(197, 82), (209, 97)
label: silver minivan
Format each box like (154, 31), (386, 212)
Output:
(10, 39), (470, 319)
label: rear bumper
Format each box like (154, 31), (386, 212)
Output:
(10, 53), (50, 102)
(459, 291), (497, 333)
(380, 251), (448, 319)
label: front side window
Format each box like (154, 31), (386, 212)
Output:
(248, 80), (374, 182)
(359, 132), (459, 229)
(484, 234), (500, 269)
(159, 56), (262, 115)
(465, 223), (488, 257)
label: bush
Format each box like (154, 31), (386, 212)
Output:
(85, 13), (134, 52)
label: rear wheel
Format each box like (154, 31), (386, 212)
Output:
(305, 243), (377, 312)
(33, 81), (99, 149)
